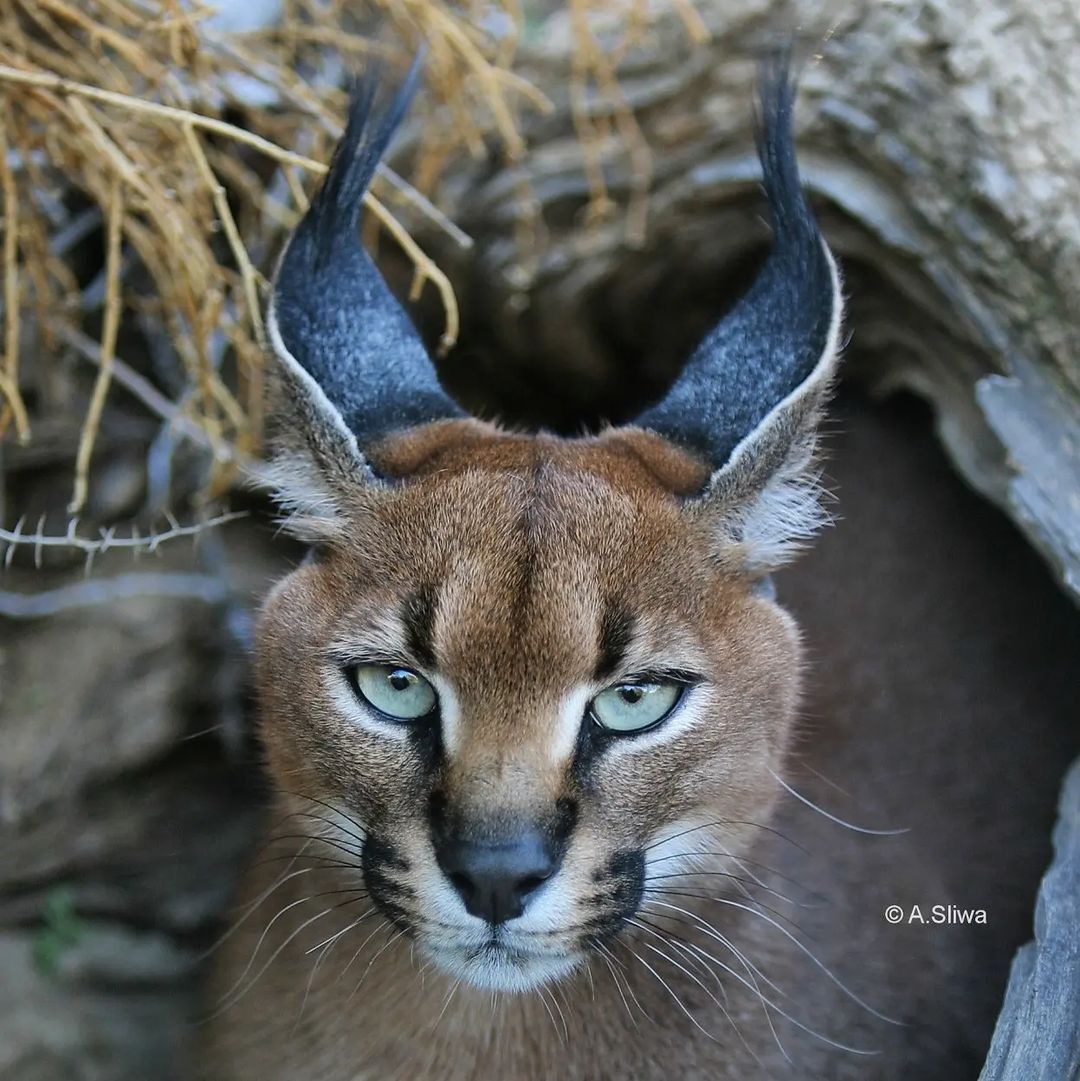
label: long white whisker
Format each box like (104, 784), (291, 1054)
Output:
(646, 849), (819, 897)
(628, 919), (763, 1067)
(348, 926), (405, 1001)
(432, 978), (461, 1031)
(305, 910), (374, 956)
(294, 911), (371, 1031)
(207, 905), (338, 1020)
(198, 863), (320, 962)
(597, 948), (636, 1027)
(655, 893), (899, 1026)
(645, 869), (796, 907)
(339, 918), (391, 983)
(641, 903), (878, 1057)
(625, 921), (730, 1017)
(596, 941), (652, 1022)
(641, 900), (784, 996)
(637, 909), (789, 1064)
(535, 984), (564, 1043)
(768, 768), (909, 836)
(618, 939), (718, 1043)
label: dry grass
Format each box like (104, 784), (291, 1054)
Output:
(0, 0), (707, 520)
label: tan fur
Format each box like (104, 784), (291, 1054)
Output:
(201, 402), (1077, 1079)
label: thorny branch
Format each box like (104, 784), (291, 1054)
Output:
(0, 510), (247, 576)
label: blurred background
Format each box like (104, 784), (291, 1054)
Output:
(0, 0), (1077, 1077)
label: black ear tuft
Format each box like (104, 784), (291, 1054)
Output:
(261, 55), (465, 532)
(633, 56), (843, 572)
(308, 58), (423, 275)
(634, 56), (838, 472)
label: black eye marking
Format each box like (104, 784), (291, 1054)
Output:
(400, 584), (439, 670)
(595, 601), (636, 682)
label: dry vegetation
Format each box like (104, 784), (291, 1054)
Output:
(0, 0), (706, 552)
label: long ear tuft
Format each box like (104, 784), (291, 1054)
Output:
(634, 56), (843, 575)
(261, 54), (464, 533)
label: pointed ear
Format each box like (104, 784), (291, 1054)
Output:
(633, 59), (843, 576)
(257, 55), (464, 538)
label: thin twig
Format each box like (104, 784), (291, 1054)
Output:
(183, 122), (266, 347)
(0, 101), (31, 442)
(69, 174), (123, 513)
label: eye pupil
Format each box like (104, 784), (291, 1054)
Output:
(619, 686), (644, 704)
(389, 670), (413, 691)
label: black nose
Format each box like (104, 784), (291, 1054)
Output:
(435, 831), (558, 925)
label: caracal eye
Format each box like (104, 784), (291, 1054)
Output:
(590, 680), (682, 734)
(349, 664), (437, 720)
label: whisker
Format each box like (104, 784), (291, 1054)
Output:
(281, 790), (369, 843)
(643, 887), (806, 935)
(639, 903), (878, 1057)
(626, 918), (761, 1067)
(305, 910), (375, 956)
(339, 918), (393, 984)
(197, 863), (321, 962)
(541, 983), (569, 1044)
(262, 809), (366, 848)
(210, 889), (367, 1012)
(696, 894), (900, 1025)
(285, 811), (368, 846)
(625, 919), (728, 1015)
(617, 938), (719, 1044)
(626, 915), (728, 1000)
(294, 909), (375, 1031)
(646, 849), (818, 897)
(640, 901), (784, 998)
(644, 869), (797, 907)
(636, 911), (789, 1064)
(595, 941), (652, 1023)
(206, 898), (360, 1022)
(432, 978), (461, 1031)
(595, 947), (637, 1027)
(644, 818), (809, 855)
(768, 768), (909, 836)
(246, 852), (362, 874)
(348, 926), (406, 1001)
(535, 983), (564, 1042)
(263, 832), (365, 862)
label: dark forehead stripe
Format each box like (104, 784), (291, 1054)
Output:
(595, 602), (636, 682)
(401, 585), (439, 669)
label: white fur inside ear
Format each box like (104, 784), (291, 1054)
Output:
(247, 452), (348, 543)
(718, 452), (831, 573)
(700, 242), (843, 574)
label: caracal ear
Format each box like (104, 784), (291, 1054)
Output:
(633, 58), (843, 577)
(258, 54), (464, 540)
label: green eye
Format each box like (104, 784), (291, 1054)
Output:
(590, 680), (683, 734)
(349, 664), (437, 721)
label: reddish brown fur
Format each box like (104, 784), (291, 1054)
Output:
(255, 419), (797, 881)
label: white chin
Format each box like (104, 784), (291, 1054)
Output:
(421, 942), (581, 993)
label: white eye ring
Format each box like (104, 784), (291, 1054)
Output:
(348, 664), (438, 721)
(590, 680), (683, 734)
